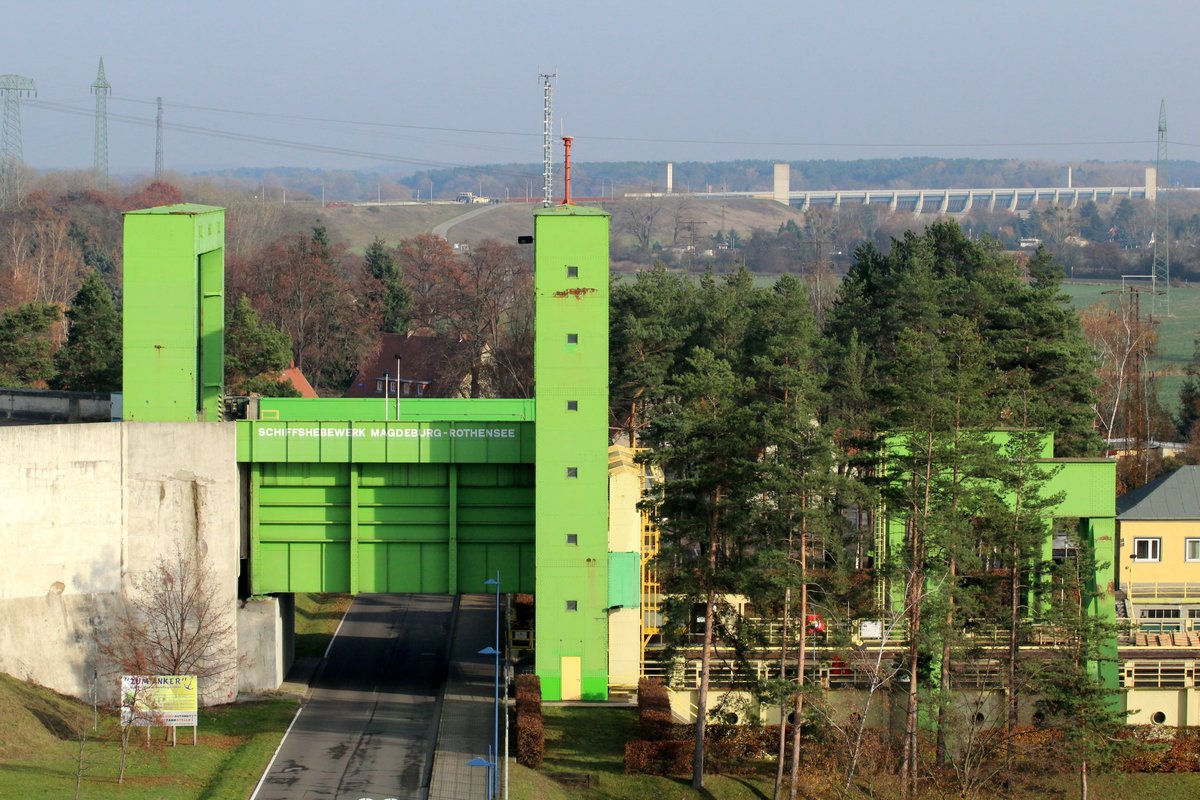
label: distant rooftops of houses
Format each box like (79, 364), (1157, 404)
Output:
(343, 332), (475, 399)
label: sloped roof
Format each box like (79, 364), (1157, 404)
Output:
(1116, 466), (1200, 520)
(280, 365), (318, 398)
(343, 332), (474, 399)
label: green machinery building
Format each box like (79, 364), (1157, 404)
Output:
(123, 203), (616, 701)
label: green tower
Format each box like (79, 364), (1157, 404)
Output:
(122, 204), (225, 421)
(533, 204), (610, 701)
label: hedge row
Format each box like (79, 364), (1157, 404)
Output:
(623, 726), (769, 776)
(515, 674), (544, 768)
(516, 673), (541, 717)
(637, 678), (674, 741)
(1120, 728), (1200, 773)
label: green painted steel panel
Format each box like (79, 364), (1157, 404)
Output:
(258, 397), (534, 422)
(1042, 460), (1116, 518)
(238, 421), (534, 464)
(608, 552), (640, 609)
(122, 205), (224, 421)
(533, 205), (611, 700)
(250, 457), (535, 594)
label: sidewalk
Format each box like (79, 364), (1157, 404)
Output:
(428, 594), (503, 800)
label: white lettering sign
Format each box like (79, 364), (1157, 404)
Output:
(258, 426), (517, 439)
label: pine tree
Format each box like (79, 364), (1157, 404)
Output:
(51, 269), (121, 391)
(224, 295), (293, 395)
(1034, 533), (1125, 800)
(363, 237), (410, 333)
(646, 346), (761, 791)
(0, 302), (61, 387)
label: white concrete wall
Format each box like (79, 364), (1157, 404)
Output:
(238, 595), (295, 693)
(0, 422), (255, 704)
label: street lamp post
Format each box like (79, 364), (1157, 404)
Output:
(482, 572), (501, 800)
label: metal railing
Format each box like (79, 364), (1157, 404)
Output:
(1129, 582), (1200, 601)
(1120, 660), (1196, 689)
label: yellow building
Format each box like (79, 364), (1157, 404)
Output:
(1117, 466), (1200, 625)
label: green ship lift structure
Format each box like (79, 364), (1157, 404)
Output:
(121, 201), (1123, 707)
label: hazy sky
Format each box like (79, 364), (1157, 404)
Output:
(3, 1), (1197, 175)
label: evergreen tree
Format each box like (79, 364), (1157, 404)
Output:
(51, 270), (121, 391)
(609, 264), (697, 443)
(224, 295), (294, 395)
(646, 345), (761, 791)
(1034, 534), (1125, 800)
(363, 237), (411, 333)
(0, 302), (61, 387)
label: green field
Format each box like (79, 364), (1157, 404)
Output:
(1062, 280), (1200, 416)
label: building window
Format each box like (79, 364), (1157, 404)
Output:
(1139, 607), (1181, 619)
(566, 467), (578, 478)
(566, 600), (578, 611)
(566, 333), (578, 344)
(566, 533), (578, 545)
(1187, 538), (1200, 562)
(375, 379), (384, 392)
(1133, 538), (1161, 562)
(566, 265), (579, 278)
(402, 380), (412, 396)
(417, 382), (428, 397)
(566, 400), (578, 411)
(1188, 608), (1200, 619)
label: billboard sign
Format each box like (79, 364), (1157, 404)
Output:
(120, 675), (198, 727)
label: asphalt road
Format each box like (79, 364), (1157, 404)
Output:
(253, 594), (456, 800)
(430, 203), (498, 239)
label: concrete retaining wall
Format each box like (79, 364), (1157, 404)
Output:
(0, 422), (279, 703)
(238, 594), (295, 693)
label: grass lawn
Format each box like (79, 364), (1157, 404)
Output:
(0, 672), (298, 800)
(511, 706), (1200, 800)
(293, 592), (352, 658)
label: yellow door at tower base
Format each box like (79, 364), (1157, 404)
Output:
(561, 656), (581, 701)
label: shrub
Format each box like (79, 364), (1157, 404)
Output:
(515, 674), (541, 716)
(638, 678), (674, 741)
(624, 739), (694, 775)
(516, 710), (545, 768)
(705, 724), (770, 774)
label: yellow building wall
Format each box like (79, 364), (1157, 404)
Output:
(608, 447), (645, 687)
(1119, 520), (1200, 591)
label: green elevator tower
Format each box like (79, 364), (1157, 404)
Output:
(533, 204), (610, 701)
(122, 204), (225, 421)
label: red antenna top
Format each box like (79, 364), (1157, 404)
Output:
(561, 135), (573, 205)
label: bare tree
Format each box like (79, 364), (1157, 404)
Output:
(98, 546), (239, 689)
(611, 196), (664, 254)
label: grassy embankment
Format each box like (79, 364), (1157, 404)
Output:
(0, 593), (349, 799)
(0, 671), (296, 800)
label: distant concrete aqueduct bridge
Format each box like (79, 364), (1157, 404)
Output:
(630, 163), (1157, 216)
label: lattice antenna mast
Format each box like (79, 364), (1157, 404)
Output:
(154, 96), (164, 178)
(1152, 99), (1170, 317)
(540, 72), (555, 207)
(91, 58), (111, 189)
(0, 74), (35, 209)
